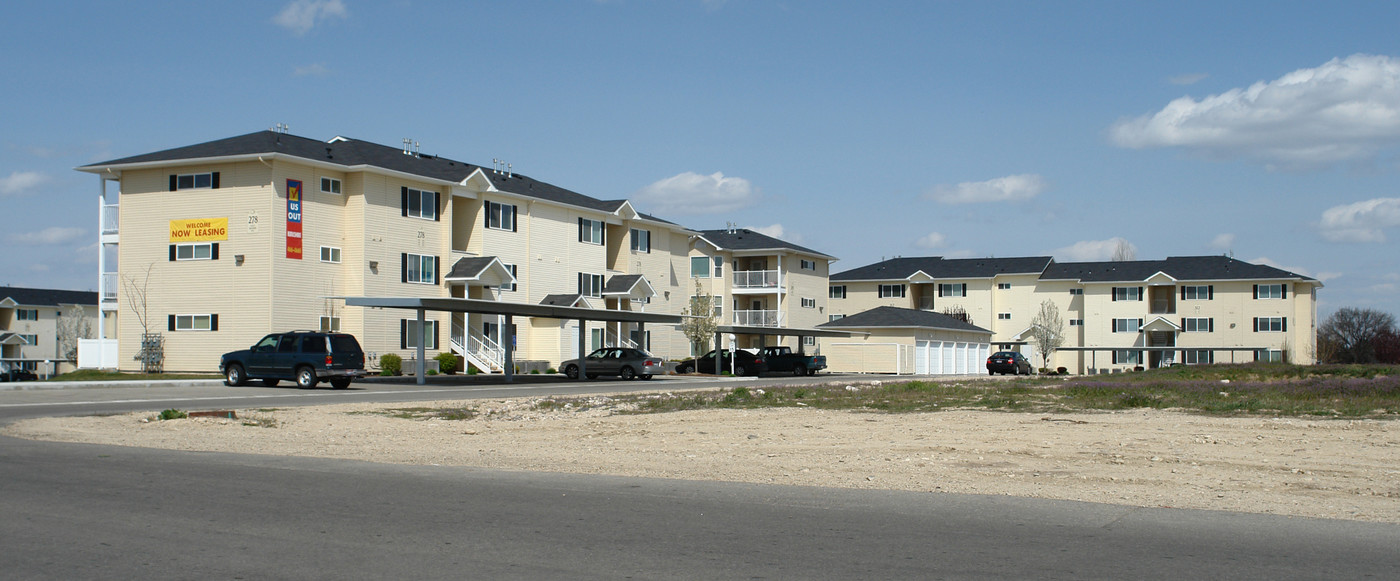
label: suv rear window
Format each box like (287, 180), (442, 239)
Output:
(330, 335), (362, 353)
(300, 335), (329, 353)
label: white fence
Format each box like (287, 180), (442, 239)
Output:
(77, 339), (119, 369)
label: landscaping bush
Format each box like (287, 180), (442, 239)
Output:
(159, 409), (187, 420)
(434, 352), (458, 375)
(380, 353), (402, 376)
(1057, 367), (1068, 375)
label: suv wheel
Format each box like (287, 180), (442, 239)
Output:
(224, 363), (246, 386)
(330, 378), (351, 389)
(296, 366), (319, 389)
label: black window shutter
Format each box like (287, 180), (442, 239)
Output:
(1180, 317), (1185, 330)
(169, 245), (176, 261)
(168, 315), (176, 331)
(938, 285), (944, 298)
(432, 322), (440, 350)
(601, 223), (606, 246)
(511, 205), (517, 232)
(1253, 317), (1259, 332)
(1282, 284), (1288, 299)
(1208, 285), (1214, 300)
(211, 243), (219, 260)
(1180, 287), (1186, 300)
(577, 273), (584, 295)
(401, 253), (408, 283)
(1138, 287), (1144, 301)
(1282, 318), (1287, 332)
(400, 320), (408, 349)
(1209, 318), (1214, 332)
(578, 218), (584, 242)
(433, 256), (440, 285)
(1111, 288), (1117, 302)
(434, 192), (441, 221)
(1138, 318), (1143, 329)
(484, 202), (492, 228)
(1253, 285), (1258, 299)
(169, 175), (178, 191)
(401, 187), (409, 217)
(210, 314), (218, 331)
(211, 172), (220, 189)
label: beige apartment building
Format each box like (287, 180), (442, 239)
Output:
(77, 130), (837, 373)
(828, 256), (1320, 374)
(0, 286), (100, 376)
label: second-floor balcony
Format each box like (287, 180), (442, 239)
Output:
(734, 309), (782, 327)
(733, 270), (779, 289)
(1151, 299), (1175, 315)
(102, 204), (119, 235)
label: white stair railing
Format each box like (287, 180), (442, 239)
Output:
(451, 320), (504, 372)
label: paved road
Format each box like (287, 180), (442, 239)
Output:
(3, 377), (1398, 579)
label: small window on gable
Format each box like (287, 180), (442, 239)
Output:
(997, 313), (1011, 320)
(172, 172), (218, 190)
(801, 297), (816, 308)
(997, 283), (1011, 290)
(321, 177), (342, 194)
(800, 259), (816, 271)
(1069, 288), (1083, 295)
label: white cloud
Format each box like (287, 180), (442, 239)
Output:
(631, 171), (758, 216)
(1251, 256), (1314, 278)
(1111, 54), (1400, 168)
(7, 227), (87, 245)
(273, 0), (347, 35)
(0, 171), (49, 196)
(294, 63), (330, 77)
(914, 232), (948, 249)
(1052, 237), (1136, 262)
(1169, 73), (1209, 86)
(742, 223), (803, 244)
(1317, 197), (1400, 242)
(1209, 233), (1235, 250)
(926, 174), (1046, 205)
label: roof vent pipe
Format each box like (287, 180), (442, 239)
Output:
(402, 138), (412, 155)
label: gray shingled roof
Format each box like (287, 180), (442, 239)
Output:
(831, 256), (1053, 281)
(697, 228), (836, 259)
(1039, 256), (1317, 283)
(818, 306), (991, 334)
(602, 274), (646, 294)
(444, 257), (498, 280)
(80, 131), (676, 225)
(0, 286), (98, 307)
(540, 294), (589, 307)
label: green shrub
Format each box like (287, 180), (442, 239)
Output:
(380, 353), (402, 376)
(159, 409), (187, 420)
(467, 366), (478, 375)
(547, 368), (558, 374)
(434, 352), (458, 374)
(426, 369), (438, 376)
(531, 369), (540, 374)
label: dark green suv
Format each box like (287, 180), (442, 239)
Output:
(220, 331), (366, 389)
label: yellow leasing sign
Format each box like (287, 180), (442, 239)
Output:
(169, 218), (229, 242)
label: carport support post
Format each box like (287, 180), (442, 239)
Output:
(713, 331), (723, 374)
(504, 314), (515, 383)
(577, 318), (587, 379)
(415, 308), (426, 385)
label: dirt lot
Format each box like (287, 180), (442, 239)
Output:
(7, 387), (1399, 523)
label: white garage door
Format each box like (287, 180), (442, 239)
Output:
(915, 340), (930, 374)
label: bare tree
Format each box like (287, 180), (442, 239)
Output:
(1318, 307), (1396, 363)
(122, 263), (163, 372)
(55, 305), (93, 361)
(681, 278), (718, 354)
(941, 305), (972, 326)
(1110, 239), (1137, 262)
(1029, 300), (1065, 371)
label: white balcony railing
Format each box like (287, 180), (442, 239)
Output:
(733, 309), (782, 327)
(102, 204), (119, 234)
(101, 273), (118, 301)
(733, 270), (779, 289)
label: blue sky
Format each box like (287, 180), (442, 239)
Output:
(3, 1), (1399, 318)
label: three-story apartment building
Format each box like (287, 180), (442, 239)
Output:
(0, 286), (100, 376)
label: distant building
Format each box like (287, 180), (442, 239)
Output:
(0, 286), (100, 376)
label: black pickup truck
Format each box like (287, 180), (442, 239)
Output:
(755, 346), (826, 376)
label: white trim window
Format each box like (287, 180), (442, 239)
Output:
(173, 314), (215, 331)
(320, 177), (342, 194)
(173, 242), (216, 261)
(1182, 317), (1213, 332)
(691, 256), (710, 278)
(1254, 317), (1286, 332)
(1182, 285), (1212, 300)
(829, 314), (845, 322)
(1255, 284), (1285, 300)
(320, 316), (341, 332)
(16, 308), (39, 321)
(1069, 319), (1083, 326)
(502, 264), (518, 292)
(630, 228), (650, 253)
(402, 319), (439, 350)
(1112, 318), (1143, 333)
(801, 297), (816, 308)
(1184, 349), (1213, 365)
(1112, 287), (1142, 301)
(800, 259), (816, 271)
(1069, 288), (1083, 295)
(487, 201), (516, 231)
(174, 172), (216, 190)
(997, 313), (1011, 320)
(1256, 349), (1284, 362)
(404, 187), (438, 220)
(578, 217), (604, 245)
(997, 283), (1011, 290)
(829, 285), (846, 299)
(938, 283), (966, 297)
(578, 272), (603, 298)
(17, 333), (37, 345)
(878, 284), (906, 298)
(802, 336), (816, 346)
(1112, 350), (1141, 365)
(320, 246), (341, 263)
(404, 253), (437, 284)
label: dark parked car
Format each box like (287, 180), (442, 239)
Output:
(561, 347), (665, 380)
(675, 349), (768, 376)
(220, 331), (366, 389)
(0, 364), (38, 382)
(986, 351), (1034, 375)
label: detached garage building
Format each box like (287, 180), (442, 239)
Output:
(817, 306), (992, 375)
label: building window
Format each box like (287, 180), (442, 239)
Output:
(800, 259), (816, 271)
(172, 314), (215, 331)
(879, 284), (906, 298)
(579, 273), (604, 298)
(1069, 288), (1083, 295)
(1254, 317), (1286, 332)
(401, 319), (439, 350)
(1113, 350), (1141, 365)
(16, 308), (38, 321)
(403, 253), (437, 284)
(578, 217), (604, 245)
(829, 314), (845, 322)
(1255, 284), (1285, 299)
(713, 256), (723, 278)
(1184, 350), (1213, 365)
(320, 246), (341, 263)
(320, 177), (341, 194)
(172, 242), (217, 261)
(17, 333), (37, 345)
(691, 256), (710, 278)
(997, 283), (1011, 290)
(801, 297), (816, 308)
(1112, 287), (1142, 301)
(1112, 318), (1143, 333)
(403, 187), (438, 220)
(1183, 317), (1213, 332)
(172, 172), (217, 190)
(502, 264), (517, 292)
(486, 201), (517, 231)
(1182, 285), (1212, 300)
(320, 316), (341, 332)
(630, 228), (650, 253)
(998, 313), (1011, 320)
(938, 283), (967, 297)
(1256, 349), (1284, 362)
(829, 285), (846, 299)
(802, 336), (816, 346)
(1069, 319), (1083, 326)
